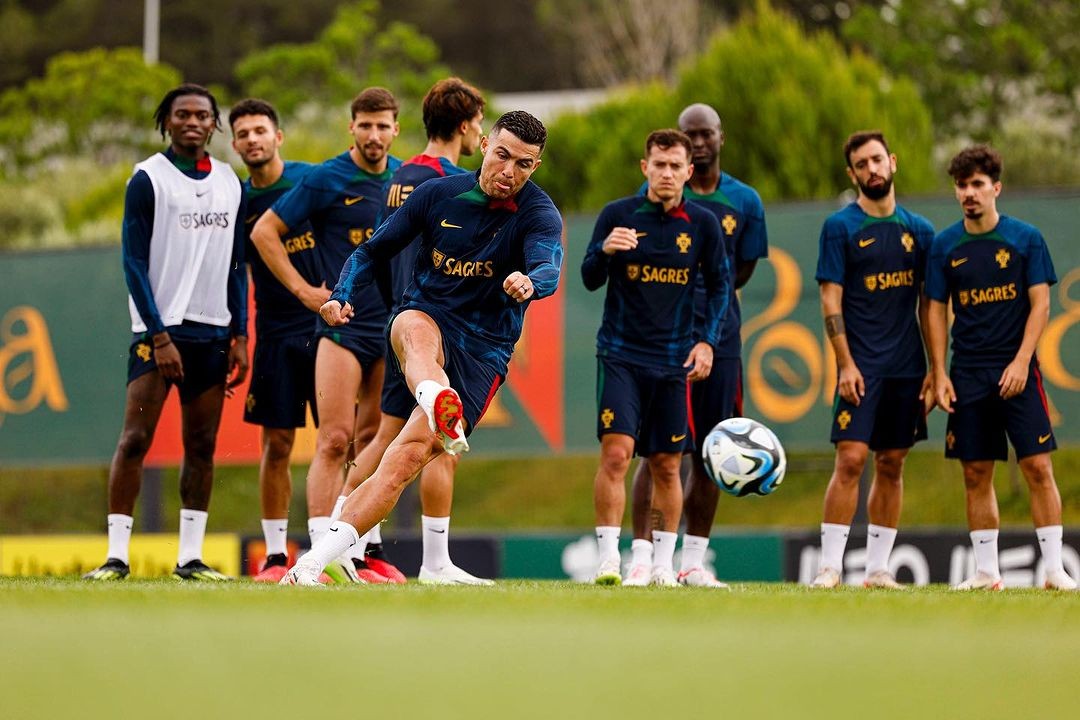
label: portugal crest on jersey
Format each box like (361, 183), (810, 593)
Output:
(836, 410), (852, 430)
(864, 274), (878, 292)
(432, 248), (446, 269)
(958, 290), (970, 307)
(626, 264), (640, 281)
(722, 215), (737, 236)
(901, 232), (914, 253)
(675, 232), (692, 254)
(995, 248), (1010, 269)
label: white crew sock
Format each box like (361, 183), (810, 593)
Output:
(652, 530), (678, 572)
(177, 509), (208, 566)
(346, 530), (370, 562)
(415, 380), (446, 419)
(301, 521), (359, 571)
(679, 534), (710, 572)
(422, 515), (452, 570)
(630, 538), (653, 568)
(307, 516), (331, 546)
(865, 524), (898, 576)
(970, 529), (1000, 578)
(329, 495), (347, 523)
(368, 520), (383, 546)
(595, 526), (620, 562)
(261, 518), (288, 557)
(106, 513), (134, 564)
(819, 523), (850, 572)
(1036, 525), (1065, 574)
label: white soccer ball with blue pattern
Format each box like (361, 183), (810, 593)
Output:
(702, 417), (786, 497)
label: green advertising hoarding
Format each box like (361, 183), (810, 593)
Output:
(2, 191), (1079, 464)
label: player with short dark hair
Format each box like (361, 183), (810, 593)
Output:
(229, 98), (320, 582)
(810, 131), (935, 590)
(927, 145), (1076, 591)
(585, 129), (730, 587)
(281, 111), (563, 585)
(334, 77), (490, 585)
(84, 83), (248, 582)
(250, 87), (402, 584)
(626, 103), (768, 588)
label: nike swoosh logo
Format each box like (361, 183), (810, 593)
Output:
(951, 258), (968, 267)
(635, 232), (648, 238)
(858, 238), (875, 248)
(440, 219), (463, 229)
(1039, 433), (1052, 444)
(429, 528), (446, 533)
(978, 539), (993, 544)
(329, 527), (339, 532)
(670, 433), (687, 442)
(344, 196), (364, 206)
(196, 189), (210, 197)
(246, 214), (259, 224)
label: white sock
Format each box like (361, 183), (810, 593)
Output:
(300, 521), (359, 571)
(1036, 525), (1065, 574)
(106, 513), (133, 564)
(422, 515), (452, 570)
(415, 380), (445, 419)
(177, 509), (208, 566)
(820, 523), (850, 572)
(346, 530), (370, 562)
(261, 518), (288, 557)
(970, 529), (1000, 578)
(679, 534), (709, 572)
(329, 495), (347, 523)
(595, 526), (620, 561)
(307, 516), (331, 546)
(368, 520), (383, 546)
(652, 530), (678, 572)
(865, 524), (898, 576)
(630, 538), (653, 568)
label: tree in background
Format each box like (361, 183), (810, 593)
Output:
(540, 1), (934, 211)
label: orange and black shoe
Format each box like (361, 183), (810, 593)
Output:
(365, 544), (407, 584)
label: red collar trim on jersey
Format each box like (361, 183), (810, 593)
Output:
(489, 196), (518, 213)
(666, 200), (690, 222)
(408, 154), (447, 176)
(195, 155), (212, 173)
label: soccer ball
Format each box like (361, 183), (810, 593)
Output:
(701, 417), (786, 497)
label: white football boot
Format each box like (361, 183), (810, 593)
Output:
(954, 571), (1004, 591)
(418, 564), (495, 586)
(810, 566), (841, 588)
(593, 556), (622, 586)
(1044, 569), (1078, 591)
(279, 560), (324, 587)
(622, 563), (651, 587)
(863, 570), (905, 589)
(649, 566), (679, 587)
(677, 567), (730, 589)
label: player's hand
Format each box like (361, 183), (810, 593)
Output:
(998, 358), (1029, 399)
(934, 372), (957, 414)
(919, 372), (935, 415)
(320, 300), (354, 326)
(684, 342), (713, 382)
(602, 227), (639, 255)
(503, 271), (534, 303)
(299, 282), (332, 313)
(225, 336), (249, 397)
(153, 341), (184, 386)
(837, 363), (864, 406)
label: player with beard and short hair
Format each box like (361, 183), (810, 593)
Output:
(927, 145), (1076, 591)
(810, 131), (935, 589)
(625, 103), (768, 588)
(229, 98), (320, 582)
(251, 88), (402, 584)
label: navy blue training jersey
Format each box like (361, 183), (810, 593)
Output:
(816, 203), (934, 378)
(331, 172), (564, 376)
(582, 196), (729, 370)
(244, 160), (319, 339)
(685, 174), (768, 359)
(925, 216), (1057, 369)
(382, 154), (470, 309)
(271, 151), (402, 339)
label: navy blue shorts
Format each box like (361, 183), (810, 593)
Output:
(314, 318), (384, 369)
(595, 357), (690, 457)
(830, 375), (928, 450)
(243, 333), (316, 429)
(385, 327), (502, 438)
(127, 335), (230, 404)
(379, 347), (415, 420)
(688, 355), (743, 453)
(946, 364), (1056, 461)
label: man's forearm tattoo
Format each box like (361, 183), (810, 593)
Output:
(825, 314), (845, 338)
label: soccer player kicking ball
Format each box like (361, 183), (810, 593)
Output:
(280, 111), (562, 585)
(811, 131), (935, 589)
(584, 130), (729, 587)
(926, 145), (1076, 591)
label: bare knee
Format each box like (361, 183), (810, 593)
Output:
(183, 427), (218, 466)
(116, 426), (154, 463)
(874, 450), (906, 487)
(600, 442), (633, 479)
(962, 462), (994, 492)
(263, 430), (294, 465)
(316, 425), (352, 460)
(833, 443), (868, 487)
(1019, 454), (1055, 490)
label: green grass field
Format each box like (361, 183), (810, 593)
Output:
(1, 578), (1076, 719)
